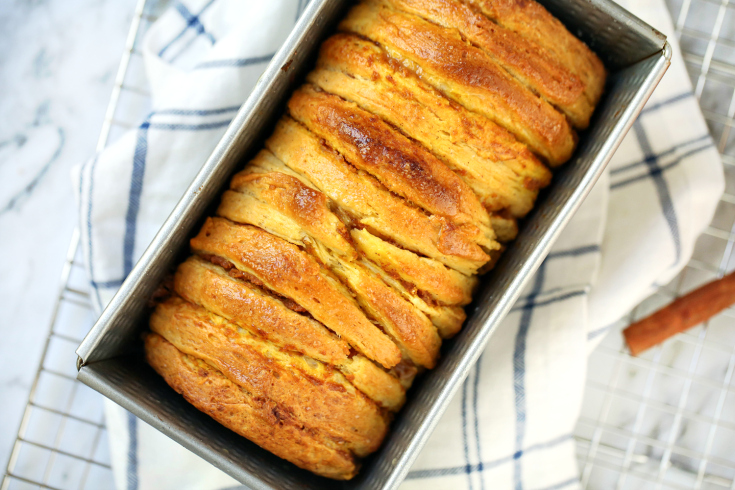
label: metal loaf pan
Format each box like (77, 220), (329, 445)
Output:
(76, 1), (671, 488)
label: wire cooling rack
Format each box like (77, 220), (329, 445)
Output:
(574, 0), (735, 488)
(2, 0), (735, 488)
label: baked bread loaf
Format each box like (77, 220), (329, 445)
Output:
(145, 0), (605, 480)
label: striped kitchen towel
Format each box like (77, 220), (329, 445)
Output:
(73, 0), (724, 489)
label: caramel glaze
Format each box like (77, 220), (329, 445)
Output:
(288, 85), (493, 239)
(462, 0), (606, 106)
(340, 0), (576, 166)
(383, 0), (592, 128)
(190, 217), (402, 369)
(310, 33), (551, 217)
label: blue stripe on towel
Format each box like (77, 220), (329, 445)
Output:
(148, 119), (232, 131)
(510, 289), (587, 313)
(546, 244), (600, 259)
(158, 0), (218, 57)
(83, 156), (103, 310)
(174, 2), (216, 44)
(123, 120), (150, 276)
(405, 433), (573, 479)
(195, 53), (275, 70)
(610, 143), (713, 190)
(154, 106), (241, 116)
(640, 91), (693, 115)
(123, 126), (144, 490)
(632, 121), (681, 262)
(91, 278), (125, 289)
(611, 133), (711, 175)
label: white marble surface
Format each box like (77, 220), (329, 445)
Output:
(0, 0), (137, 473)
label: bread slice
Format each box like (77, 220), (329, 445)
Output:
(190, 217), (402, 369)
(173, 256), (406, 411)
(174, 256), (350, 363)
(226, 170), (355, 259)
(308, 34), (550, 217)
(340, 0), (576, 165)
(145, 333), (359, 480)
(383, 0), (593, 128)
(264, 118), (495, 275)
(149, 297), (389, 457)
(219, 175), (441, 368)
(288, 85), (494, 241)
(462, 0), (606, 108)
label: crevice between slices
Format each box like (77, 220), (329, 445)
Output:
(222, 171), (466, 343)
(189, 228), (409, 408)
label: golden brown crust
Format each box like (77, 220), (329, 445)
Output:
(219, 172), (441, 369)
(383, 0), (592, 128)
(354, 266), (441, 368)
(462, 0), (606, 107)
(227, 170), (356, 259)
(308, 240), (441, 369)
(189, 217), (402, 369)
(149, 298), (389, 457)
(309, 34), (550, 217)
(430, 306), (466, 338)
(218, 170), (440, 369)
(144, 333), (359, 480)
(288, 85), (493, 239)
(340, 1), (576, 165)
(351, 228), (476, 306)
(265, 118), (493, 275)
(490, 213), (519, 243)
(173, 256), (351, 364)
(176, 257), (406, 411)
(359, 257), (467, 338)
(340, 354), (406, 411)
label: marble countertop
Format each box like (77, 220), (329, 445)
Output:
(0, 0), (138, 472)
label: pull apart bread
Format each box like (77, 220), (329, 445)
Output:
(145, 0), (605, 480)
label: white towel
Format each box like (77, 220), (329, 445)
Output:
(73, 0), (725, 488)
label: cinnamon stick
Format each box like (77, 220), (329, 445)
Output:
(623, 271), (735, 356)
